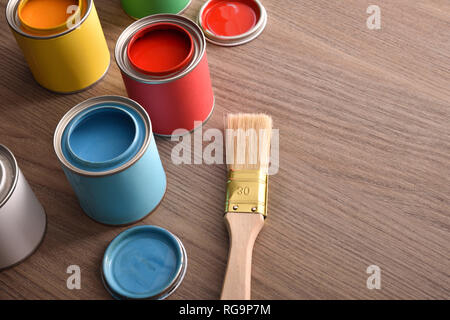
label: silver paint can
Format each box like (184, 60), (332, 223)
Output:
(0, 144), (46, 270)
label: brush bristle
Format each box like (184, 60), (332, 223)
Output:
(226, 113), (273, 173)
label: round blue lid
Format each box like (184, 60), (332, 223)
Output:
(102, 225), (184, 299)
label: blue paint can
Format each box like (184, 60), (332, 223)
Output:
(54, 96), (167, 226)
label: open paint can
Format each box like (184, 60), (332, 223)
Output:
(0, 145), (46, 270)
(198, 0), (267, 46)
(102, 226), (187, 300)
(53, 96), (167, 226)
(121, 0), (191, 20)
(116, 14), (215, 137)
(6, 0), (110, 93)
(17, 0), (83, 35)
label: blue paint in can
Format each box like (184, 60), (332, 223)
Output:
(67, 107), (139, 165)
(54, 96), (166, 226)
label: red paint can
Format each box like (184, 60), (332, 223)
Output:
(115, 14), (215, 136)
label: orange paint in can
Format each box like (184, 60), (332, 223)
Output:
(19, 0), (80, 31)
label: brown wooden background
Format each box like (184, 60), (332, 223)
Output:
(0, 0), (449, 299)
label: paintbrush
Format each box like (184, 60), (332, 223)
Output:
(221, 113), (273, 300)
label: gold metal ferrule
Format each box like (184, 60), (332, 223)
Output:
(225, 169), (268, 217)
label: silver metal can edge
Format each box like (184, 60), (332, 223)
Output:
(6, 0), (93, 40)
(101, 235), (187, 300)
(53, 95), (152, 177)
(0, 144), (18, 209)
(115, 14), (207, 85)
(197, 0), (268, 47)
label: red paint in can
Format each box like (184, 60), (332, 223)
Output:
(127, 23), (194, 76)
(116, 15), (214, 136)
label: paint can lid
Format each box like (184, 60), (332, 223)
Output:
(198, 0), (267, 46)
(102, 225), (187, 300)
(0, 145), (18, 208)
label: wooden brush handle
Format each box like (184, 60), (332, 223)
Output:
(220, 212), (265, 300)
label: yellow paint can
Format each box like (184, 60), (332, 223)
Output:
(6, 0), (110, 93)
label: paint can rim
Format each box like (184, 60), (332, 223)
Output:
(101, 225), (187, 300)
(64, 106), (141, 170)
(115, 14), (206, 85)
(126, 22), (195, 76)
(0, 145), (18, 209)
(53, 96), (152, 177)
(17, 0), (83, 34)
(197, 0), (268, 46)
(121, 0), (192, 20)
(6, 0), (93, 40)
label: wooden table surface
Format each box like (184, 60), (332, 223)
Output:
(0, 0), (449, 300)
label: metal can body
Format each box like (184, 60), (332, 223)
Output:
(116, 15), (215, 137)
(6, 0), (110, 93)
(121, 54), (213, 136)
(121, 0), (191, 19)
(54, 96), (167, 226)
(0, 145), (46, 270)
(62, 135), (166, 225)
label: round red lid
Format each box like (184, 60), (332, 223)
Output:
(200, 0), (261, 37)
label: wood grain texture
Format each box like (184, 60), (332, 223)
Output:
(0, 0), (449, 299)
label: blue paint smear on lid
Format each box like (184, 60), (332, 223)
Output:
(102, 226), (183, 299)
(61, 103), (147, 172)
